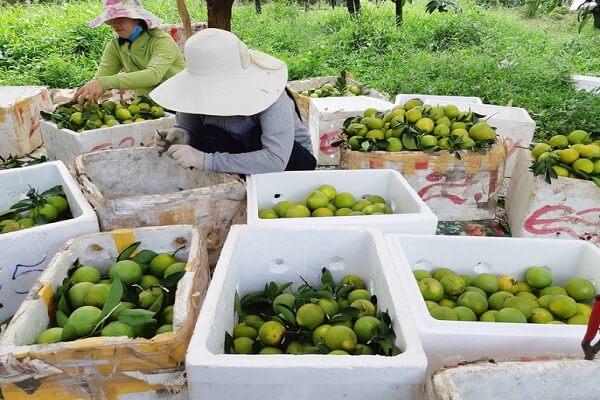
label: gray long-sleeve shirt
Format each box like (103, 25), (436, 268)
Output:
(175, 92), (313, 174)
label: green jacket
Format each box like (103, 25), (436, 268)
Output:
(96, 28), (185, 96)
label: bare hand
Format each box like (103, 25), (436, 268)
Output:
(73, 79), (105, 104)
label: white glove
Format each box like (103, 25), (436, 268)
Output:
(167, 145), (205, 170)
(153, 127), (189, 153)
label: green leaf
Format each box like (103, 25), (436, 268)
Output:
(60, 323), (79, 342)
(101, 276), (123, 318)
(131, 249), (158, 264)
(275, 282), (293, 297)
(224, 332), (235, 354)
(58, 294), (71, 315)
(275, 304), (296, 327)
(328, 307), (360, 323)
(320, 267), (336, 282)
(117, 308), (156, 326)
(160, 271), (185, 288)
(592, 176), (600, 188)
(148, 292), (164, 314)
(234, 292), (245, 318)
(361, 140), (371, 152)
(117, 241), (141, 261)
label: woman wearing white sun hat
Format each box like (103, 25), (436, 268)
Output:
(73, 0), (185, 103)
(150, 28), (316, 174)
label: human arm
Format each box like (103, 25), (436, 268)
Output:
(203, 94), (295, 174)
(96, 36), (180, 91)
(73, 40), (122, 103)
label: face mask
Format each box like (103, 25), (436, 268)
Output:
(127, 24), (143, 41)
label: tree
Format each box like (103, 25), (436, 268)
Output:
(207, 0), (235, 31)
(346, 0), (361, 15)
(255, 0), (262, 14)
(578, 0), (600, 31)
(391, 0), (413, 26)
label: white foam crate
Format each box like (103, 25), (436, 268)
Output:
(246, 169), (437, 234)
(0, 161), (99, 323)
(0, 86), (53, 159)
(308, 96), (394, 166)
(384, 234), (600, 373)
(394, 94), (482, 107)
(186, 225), (428, 400)
(506, 148), (600, 246)
(422, 100), (535, 183)
(427, 358), (600, 400)
(41, 113), (175, 164)
(571, 74), (600, 93)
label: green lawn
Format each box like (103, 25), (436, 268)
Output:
(0, 0), (598, 136)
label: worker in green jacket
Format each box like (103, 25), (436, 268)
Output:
(74, 0), (185, 104)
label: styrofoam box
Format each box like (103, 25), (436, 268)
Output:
(506, 148), (599, 246)
(571, 74), (600, 93)
(308, 96), (394, 166)
(385, 233), (600, 373)
(427, 358), (600, 400)
(422, 100), (535, 184)
(0, 86), (53, 159)
(394, 94), (482, 107)
(246, 169), (438, 234)
(0, 161), (99, 323)
(186, 225), (428, 400)
(41, 113), (175, 164)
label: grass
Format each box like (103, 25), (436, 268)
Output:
(0, 0), (598, 136)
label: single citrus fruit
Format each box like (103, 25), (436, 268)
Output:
(525, 266), (552, 289)
(454, 306), (477, 321)
(233, 337), (254, 354)
(149, 254), (176, 278)
(439, 298), (456, 308)
(296, 304), (325, 329)
(419, 278), (445, 302)
(440, 274), (466, 296)
(473, 273), (499, 295)
(497, 275), (519, 294)
(101, 321), (134, 337)
(71, 266), (101, 284)
(549, 295), (577, 319)
(140, 274), (160, 290)
(317, 298), (339, 317)
(273, 200), (296, 217)
(430, 306), (458, 320)
(68, 282), (94, 309)
(46, 195), (69, 214)
(529, 308), (554, 324)
(68, 306), (102, 337)
(164, 261), (186, 278)
(503, 296), (537, 318)
(488, 291), (514, 311)
(110, 260), (143, 284)
(479, 310), (498, 322)
(341, 274), (366, 290)
(259, 347), (283, 354)
(495, 307), (527, 323)
(324, 325), (358, 352)
(457, 291), (488, 316)
(414, 269), (432, 281)
(353, 316), (381, 342)
(258, 321), (286, 346)
(36, 327), (63, 344)
(259, 209), (279, 219)
(433, 268), (455, 281)
(85, 283), (110, 308)
(233, 323), (258, 340)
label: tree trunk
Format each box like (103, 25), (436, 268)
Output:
(330, 0), (336, 8)
(207, 0), (234, 31)
(255, 0), (262, 13)
(346, 0), (360, 14)
(395, 0), (403, 26)
(594, 9), (600, 29)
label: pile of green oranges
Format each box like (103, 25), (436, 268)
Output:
(341, 99), (497, 155)
(258, 184), (392, 219)
(226, 269), (401, 356)
(415, 266), (596, 324)
(35, 244), (187, 344)
(299, 71), (368, 98)
(0, 186), (70, 234)
(530, 130), (600, 186)
(42, 96), (166, 133)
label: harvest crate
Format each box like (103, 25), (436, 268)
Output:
(0, 87), (53, 159)
(40, 112), (175, 165)
(287, 76), (388, 124)
(0, 225), (209, 400)
(308, 96), (394, 166)
(246, 169), (437, 234)
(423, 100), (535, 190)
(506, 148), (600, 247)
(186, 225), (428, 400)
(339, 140), (507, 221)
(385, 233), (600, 373)
(74, 147), (247, 264)
(0, 162), (98, 323)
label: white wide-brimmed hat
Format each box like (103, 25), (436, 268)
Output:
(89, 0), (162, 29)
(149, 28), (288, 116)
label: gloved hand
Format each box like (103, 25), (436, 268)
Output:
(167, 145), (205, 170)
(153, 127), (190, 153)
